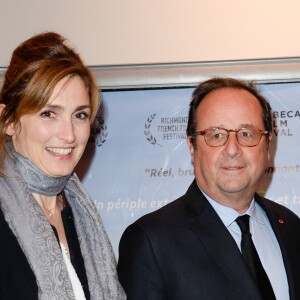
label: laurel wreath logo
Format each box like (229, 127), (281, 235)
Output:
(96, 117), (108, 147)
(90, 116), (108, 147)
(144, 114), (161, 146)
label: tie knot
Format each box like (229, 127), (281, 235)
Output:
(236, 215), (250, 233)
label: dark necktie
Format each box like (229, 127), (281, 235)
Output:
(236, 215), (276, 300)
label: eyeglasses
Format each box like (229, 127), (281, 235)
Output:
(191, 127), (269, 147)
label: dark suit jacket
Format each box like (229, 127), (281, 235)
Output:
(117, 179), (300, 300)
(0, 204), (90, 300)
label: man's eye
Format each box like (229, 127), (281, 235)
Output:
(212, 132), (226, 140)
(241, 130), (252, 137)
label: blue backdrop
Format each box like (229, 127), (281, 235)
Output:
(75, 82), (300, 255)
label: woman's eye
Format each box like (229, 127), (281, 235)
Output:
(40, 111), (53, 118)
(75, 112), (89, 119)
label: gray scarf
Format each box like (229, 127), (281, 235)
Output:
(0, 144), (126, 300)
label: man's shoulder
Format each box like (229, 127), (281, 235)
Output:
(135, 195), (186, 227)
(256, 194), (300, 222)
(131, 180), (209, 230)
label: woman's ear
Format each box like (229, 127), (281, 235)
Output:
(0, 104), (16, 136)
(5, 123), (16, 136)
(0, 103), (4, 115)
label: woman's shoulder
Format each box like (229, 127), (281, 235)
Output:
(0, 207), (39, 299)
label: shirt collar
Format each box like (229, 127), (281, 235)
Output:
(200, 187), (265, 228)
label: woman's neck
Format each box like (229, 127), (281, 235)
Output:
(32, 192), (63, 219)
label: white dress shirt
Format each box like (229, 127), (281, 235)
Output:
(203, 190), (290, 300)
(60, 242), (86, 300)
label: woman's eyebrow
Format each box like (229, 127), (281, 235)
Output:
(43, 104), (91, 111)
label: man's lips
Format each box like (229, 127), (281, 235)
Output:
(221, 165), (244, 170)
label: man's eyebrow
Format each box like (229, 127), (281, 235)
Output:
(240, 124), (255, 128)
(207, 124), (256, 129)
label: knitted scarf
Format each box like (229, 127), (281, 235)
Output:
(0, 144), (126, 300)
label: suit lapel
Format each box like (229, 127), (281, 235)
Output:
(256, 195), (300, 300)
(184, 180), (263, 299)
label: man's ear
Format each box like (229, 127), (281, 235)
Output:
(187, 136), (195, 164)
(0, 104), (16, 136)
(267, 133), (272, 161)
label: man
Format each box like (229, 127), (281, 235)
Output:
(117, 78), (300, 299)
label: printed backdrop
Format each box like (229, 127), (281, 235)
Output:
(75, 82), (300, 255)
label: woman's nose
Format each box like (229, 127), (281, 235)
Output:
(57, 119), (76, 143)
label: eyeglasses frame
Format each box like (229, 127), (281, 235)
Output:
(191, 127), (269, 147)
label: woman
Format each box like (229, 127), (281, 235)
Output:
(0, 32), (125, 299)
